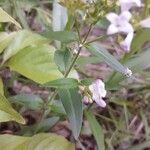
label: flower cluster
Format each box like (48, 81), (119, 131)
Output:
(106, 0), (150, 52)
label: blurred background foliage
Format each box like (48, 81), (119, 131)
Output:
(0, 0), (149, 150)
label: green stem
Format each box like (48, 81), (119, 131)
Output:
(40, 23), (93, 121)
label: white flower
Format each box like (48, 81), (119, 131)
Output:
(89, 79), (107, 108)
(119, 0), (142, 11)
(106, 11), (133, 35)
(120, 32), (134, 52)
(140, 17), (150, 28)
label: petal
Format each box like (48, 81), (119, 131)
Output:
(119, 0), (142, 11)
(118, 22), (134, 33)
(106, 12), (118, 24)
(94, 98), (106, 108)
(89, 79), (107, 98)
(107, 24), (119, 35)
(120, 32), (134, 52)
(120, 11), (132, 21)
(140, 17), (150, 28)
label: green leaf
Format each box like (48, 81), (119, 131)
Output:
(0, 77), (4, 96)
(0, 134), (30, 150)
(107, 49), (150, 89)
(0, 32), (16, 54)
(86, 43), (127, 75)
(44, 78), (79, 89)
(5, 45), (62, 84)
(3, 30), (48, 63)
(0, 133), (75, 150)
(34, 117), (59, 133)
(54, 49), (72, 73)
(85, 110), (105, 150)
(58, 88), (83, 139)
(0, 8), (21, 28)
(9, 94), (43, 110)
(0, 94), (25, 124)
(41, 30), (77, 43)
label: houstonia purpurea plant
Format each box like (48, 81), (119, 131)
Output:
(0, 0), (149, 149)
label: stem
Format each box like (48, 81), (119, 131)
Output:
(40, 23), (93, 121)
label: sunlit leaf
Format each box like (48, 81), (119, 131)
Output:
(0, 94), (25, 124)
(5, 45), (62, 84)
(0, 133), (74, 150)
(0, 77), (4, 96)
(3, 30), (48, 63)
(0, 32), (16, 54)
(0, 7), (21, 28)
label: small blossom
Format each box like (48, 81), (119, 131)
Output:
(120, 32), (134, 52)
(125, 67), (133, 77)
(89, 79), (107, 108)
(140, 17), (150, 28)
(106, 11), (133, 35)
(119, 0), (142, 11)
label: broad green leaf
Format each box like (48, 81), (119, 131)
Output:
(54, 49), (72, 73)
(44, 78), (79, 88)
(9, 94), (43, 110)
(0, 77), (4, 96)
(86, 43), (128, 75)
(85, 110), (105, 150)
(58, 88), (83, 139)
(41, 30), (77, 43)
(0, 133), (74, 150)
(0, 32), (16, 54)
(3, 30), (48, 62)
(0, 94), (25, 124)
(0, 8), (21, 28)
(0, 134), (30, 150)
(5, 45), (62, 84)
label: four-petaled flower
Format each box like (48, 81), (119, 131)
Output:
(89, 79), (107, 108)
(106, 11), (133, 35)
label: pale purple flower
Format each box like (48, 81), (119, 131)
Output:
(120, 32), (134, 52)
(119, 0), (142, 11)
(140, 17), (150, 28)
(106, 11), (133, 35)
(89, 79), (106, 108)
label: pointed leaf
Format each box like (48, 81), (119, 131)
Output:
(44, 78), (79, 88)
(85, 110), (105, 150)
(0, 94), (25, 124)
(86, 43), (128, 75)
(0, 8), (21, 28)
(58, 88), (83, 139)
